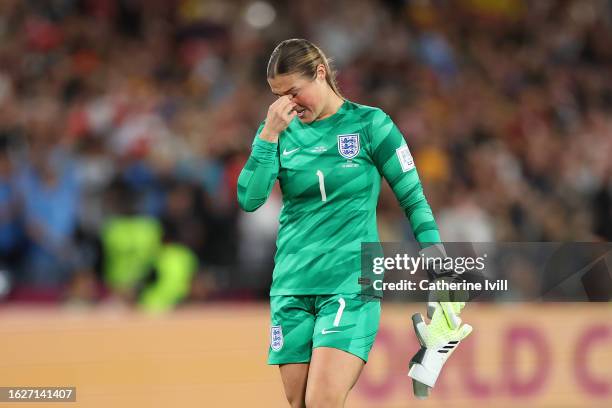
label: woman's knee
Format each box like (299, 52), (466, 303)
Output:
(280, 364), (309, 408)
(286, 392), (306, 408)
(284, 385), (307, 408)
(304, 385), (346, 408)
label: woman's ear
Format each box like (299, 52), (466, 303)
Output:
(316, 64), (326, 82)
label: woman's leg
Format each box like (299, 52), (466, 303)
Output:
(279, 363), (310, 408)
(270, 296), (316, 407)
(304, 347), (365, 408)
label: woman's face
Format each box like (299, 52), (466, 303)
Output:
(268, 65), (327, 123)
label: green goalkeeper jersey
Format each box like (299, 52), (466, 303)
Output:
(237, 100), (441, 295)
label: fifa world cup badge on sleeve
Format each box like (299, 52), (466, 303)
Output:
(337, 134), (360, 159)
(270, 325), (284, 351)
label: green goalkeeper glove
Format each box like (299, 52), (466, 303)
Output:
(408, 301), (472, 398)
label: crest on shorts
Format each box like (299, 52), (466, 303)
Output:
(337, 134), (360, 159)
(270, 325), (284, 351)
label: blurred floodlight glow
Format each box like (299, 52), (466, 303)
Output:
(244, 1), (276, 29)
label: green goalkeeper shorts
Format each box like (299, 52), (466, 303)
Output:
(267, 293), (381, 364)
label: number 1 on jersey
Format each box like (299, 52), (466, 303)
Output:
(333, 297), (345, 327)
(316, 170), (327, 202)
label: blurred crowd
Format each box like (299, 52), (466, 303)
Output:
(0, 0), (611, 308)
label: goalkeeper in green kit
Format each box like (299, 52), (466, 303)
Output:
(237, 38), (471, 407)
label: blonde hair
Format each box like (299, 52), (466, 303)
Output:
(267, 39), (342, 97)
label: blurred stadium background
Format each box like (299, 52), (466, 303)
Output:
(0, 0), (611, 407)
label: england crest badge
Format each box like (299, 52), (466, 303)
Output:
(270, 325), (284, 351)
(337, 134), (360, 159)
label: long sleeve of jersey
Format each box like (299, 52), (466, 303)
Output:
(368, 110), (441, 246)
(237, 124), (279, 212)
